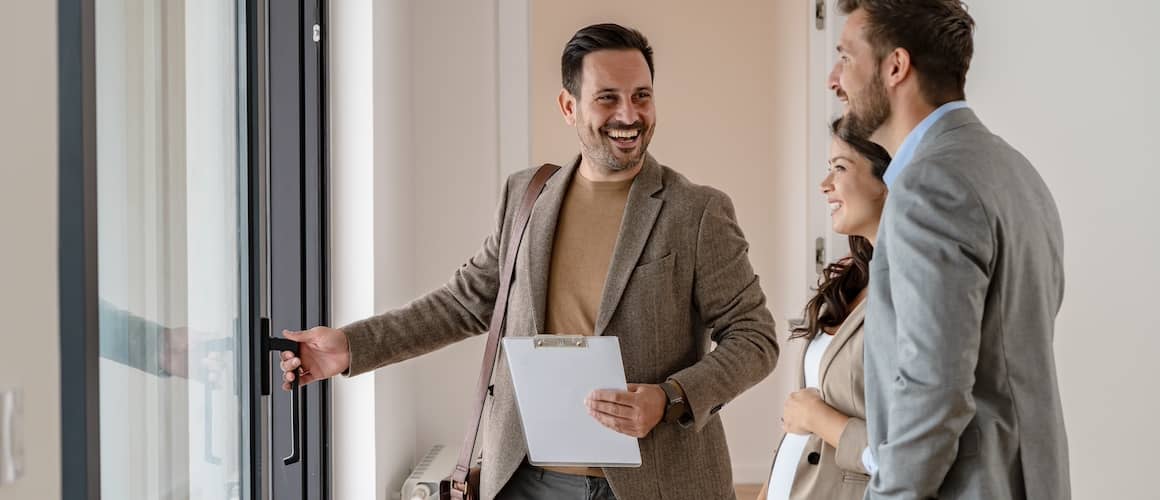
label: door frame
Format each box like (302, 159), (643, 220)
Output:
(260, 0), (331, 499)
(806, 0), (850, 289)
(58, 0), (100, 497)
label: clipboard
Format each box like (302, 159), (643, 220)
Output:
(502, 335), (642, 468)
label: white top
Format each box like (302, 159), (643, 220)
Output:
(767, 332), (835, 500)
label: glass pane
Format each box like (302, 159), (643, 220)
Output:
(95, 0), (249, 499)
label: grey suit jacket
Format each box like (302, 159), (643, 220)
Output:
(864, 108), (1069, 499)
(342, 155), (779, 500)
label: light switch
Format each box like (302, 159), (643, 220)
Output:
(0, 388), (23, 486)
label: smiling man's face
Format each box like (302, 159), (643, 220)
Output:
(562, 49), (656, 174)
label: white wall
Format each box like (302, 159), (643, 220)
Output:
(530, 0), (808, 483)
(329, 1), (508, 498)
(963, 1), (1160, 497)
(0, 1), (61, 499)
(329, 0), (422, 499)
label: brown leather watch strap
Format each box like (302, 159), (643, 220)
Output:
(450, 164), (560, 490)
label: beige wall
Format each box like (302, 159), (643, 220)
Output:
(0, 1), (61, 498)
(407, 0), (503, 458)
(531, 0), (808, 481)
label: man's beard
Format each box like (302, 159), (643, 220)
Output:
(579, 121), (651, 172)
(844, 73), (891, 140)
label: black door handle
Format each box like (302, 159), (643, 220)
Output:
(261, 317), (302, 465)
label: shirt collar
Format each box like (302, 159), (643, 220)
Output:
(882, 100), (969, 187)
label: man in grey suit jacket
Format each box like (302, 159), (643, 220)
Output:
(276, 24), (778, 500)
(832, 1), (1069, 498)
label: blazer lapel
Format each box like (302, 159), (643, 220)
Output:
(794, 333), (808, 390)
(593, 155), (664, 336)
(792, 309), (824, 391)
(524, 158), (576, 335)
(818, 299), (868, 385)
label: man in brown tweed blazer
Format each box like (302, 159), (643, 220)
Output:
(278, 23), (779, 500)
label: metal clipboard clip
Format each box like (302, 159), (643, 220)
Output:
(533, 335), (589, 348)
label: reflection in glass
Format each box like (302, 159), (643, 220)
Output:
(96, 0), (247, 498)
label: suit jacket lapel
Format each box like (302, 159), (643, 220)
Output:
(794, 333), (808, 390)
(818, 299), (868, 385)
(593, 155), (665, 336)
(524, 158), (576, 335)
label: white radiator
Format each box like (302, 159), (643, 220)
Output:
(401, 445), (458, 500)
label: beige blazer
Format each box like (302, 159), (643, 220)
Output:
(766, 300), (870, 500)
(342, 155), (779, 500)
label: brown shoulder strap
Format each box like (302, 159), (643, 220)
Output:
(450, 163), (560, 493)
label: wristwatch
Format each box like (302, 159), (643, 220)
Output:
(660, 380), (692, 427)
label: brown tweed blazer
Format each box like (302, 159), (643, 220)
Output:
(342, 155), (779, 500)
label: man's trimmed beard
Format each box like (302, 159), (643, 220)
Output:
(844, 71), (891, 140)
(577, 114), (651, 172)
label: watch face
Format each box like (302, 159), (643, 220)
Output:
(665, 401), (688, 424)
(662, 383), (687, 423)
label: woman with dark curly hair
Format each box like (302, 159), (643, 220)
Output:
(759, 117), (890, 500)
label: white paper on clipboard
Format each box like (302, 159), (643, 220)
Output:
(502, 335), (642, 468)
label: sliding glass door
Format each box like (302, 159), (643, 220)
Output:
(61, 0), (329, 498)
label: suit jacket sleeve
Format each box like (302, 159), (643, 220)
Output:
(98, 299), (169, 377)
(340, 177), (513, 376)
(835, 417), (869, 474)
(868, 162), (992, 499)
(668, 190), (779, 431)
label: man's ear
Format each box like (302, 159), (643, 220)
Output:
(558, 88), (577, 126)
(883, 47), (911, 89)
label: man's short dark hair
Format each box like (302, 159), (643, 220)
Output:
(838, 0), (975, 105)
(561, 23), (654, 97)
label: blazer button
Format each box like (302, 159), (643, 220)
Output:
(807, 452), (820, 465)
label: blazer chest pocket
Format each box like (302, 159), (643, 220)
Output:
(633, 251), (674, 276)
(629, 252), (675, 300)
(628, 252), (676, 299)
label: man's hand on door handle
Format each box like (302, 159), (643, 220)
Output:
(279, 326), (351, 390)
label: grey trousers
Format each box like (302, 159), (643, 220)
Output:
(495, 463), (617, 500)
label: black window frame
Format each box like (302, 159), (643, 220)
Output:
(261, 0), (331, 499)
(58, 0), (99, 497)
